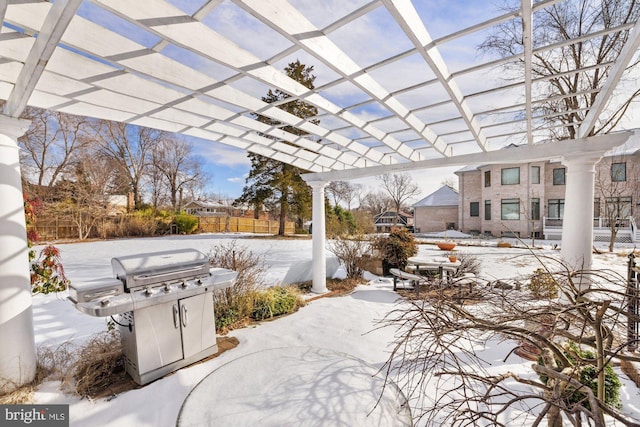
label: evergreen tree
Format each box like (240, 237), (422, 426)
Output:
(236, 60), (317, 235)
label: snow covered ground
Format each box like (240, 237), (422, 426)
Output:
(29, 233), (640, 426)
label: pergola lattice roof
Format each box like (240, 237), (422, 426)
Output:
(1, 0), (639, 176)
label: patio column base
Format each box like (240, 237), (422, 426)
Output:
(0, 115), (36, 392)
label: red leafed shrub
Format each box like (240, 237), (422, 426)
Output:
(31, 245), (70, 294)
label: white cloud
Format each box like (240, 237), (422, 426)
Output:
(190, 139), (251, 167)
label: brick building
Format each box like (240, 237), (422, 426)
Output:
(412, 185), (459, 233)
(454, 148), (640, 239)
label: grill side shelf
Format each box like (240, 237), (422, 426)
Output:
(71, 293), (134, 317)
(69, 268), (237, 317)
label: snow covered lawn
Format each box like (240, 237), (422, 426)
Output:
(29, 234), (640, 426)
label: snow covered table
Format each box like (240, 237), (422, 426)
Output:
(176, 346), (411, 426)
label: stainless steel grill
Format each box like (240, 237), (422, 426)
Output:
(68, 248), (237, 385)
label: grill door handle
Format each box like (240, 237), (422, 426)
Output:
(182, 305), (188, 328)
(173, 304), (179, 329)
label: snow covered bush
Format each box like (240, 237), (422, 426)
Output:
(251, 286), (304, 321)
(528, 267), (558, 299)
(371, 228), (417, 274)
(328, 235), (370, 279)
(208, 240), (266, 331)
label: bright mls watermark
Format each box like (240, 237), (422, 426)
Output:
(1, 405), (68, 426)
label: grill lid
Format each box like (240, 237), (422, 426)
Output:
(112, 248), (210, 290)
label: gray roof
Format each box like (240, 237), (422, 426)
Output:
(413, 185), (459, 207)
(455, 164), (480, 173)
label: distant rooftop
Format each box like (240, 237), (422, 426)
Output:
(413, 185), (458, 208)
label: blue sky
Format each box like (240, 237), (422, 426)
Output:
(188, 137), (251, 199)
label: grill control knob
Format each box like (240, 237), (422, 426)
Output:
(164, 284), (171, 293)
(196, 279), (203, 286)
(144, 287), (153, 296)
(100, 299), (110, 307)
(181, 281), (188, 289)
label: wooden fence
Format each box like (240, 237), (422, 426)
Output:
(27, 215), (295, 241)
(197, 216), (294, 234)
(29, 217), (81, 241)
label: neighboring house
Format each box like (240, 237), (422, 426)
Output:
(412, 185), (459, 233)
(373, 211), (413, 233)
(184, 200), (230, 217)
(107, 194), (131, 216)
(184, 199), (270, 219)
(455, 148), (640, 240)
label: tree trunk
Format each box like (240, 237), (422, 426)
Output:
(278, 204), (286, 235)
(608, 227), (617, 252)
(279, 194), (288, 236)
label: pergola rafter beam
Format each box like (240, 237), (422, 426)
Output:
(235, 0), (437, 160)
(0, 1), (7, 30)
(521, 0), (533, 145)
(90, 0), (397, 166)
(579, 21), (640, 138)
(4, 0), (83, 117)
(303, 132), (634, 182)
(5, 1), (386, 171)
(0, 0), (633, 176)
(383, 0), (487, 152)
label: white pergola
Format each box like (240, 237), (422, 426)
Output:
(0, 0), (639, 390)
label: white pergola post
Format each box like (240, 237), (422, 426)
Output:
(0, 115), (36, 392)
(560, 153), (602, 276)
(309, 181), (328, 294)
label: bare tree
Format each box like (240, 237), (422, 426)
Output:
(146, 147), (169, 212)
(358, 190), (393, 215)
(378, 173), (420, 224)
(18, 108), (91, 197)
(441, 177), (457, 190)
(481, 1), (640, 140)
(327, 181), (362, 210)
(342, 182), (362, 211)
(149, 136), (204, 211)
(92, 120), (166, 210)
(595, 153), (640, 252)
(52, 155), (114, 240)
(382, 255), (640, 426)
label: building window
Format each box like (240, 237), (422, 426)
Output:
(553, 168), (566, 185)
(484, 170), (491, 187)
(606, 197), (632, 218)
(484, 200), (491, 220)
(501, 167), (520, 185)
(548, 199), (564, 218)
(501, 198), (520, 220)
(531, 166), (540, 184)
(470, 202), (479, 217)
(594, 198), (600, 218)
(531, 198), (540, 220)
(611, 162), (626, 182)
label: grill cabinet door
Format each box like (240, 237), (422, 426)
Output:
(130, 301), (184, 375)
(179, 292), (216, 359)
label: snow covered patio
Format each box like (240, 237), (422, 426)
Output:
(28, 233), (640, 426)
(1, 1), (640, 408)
